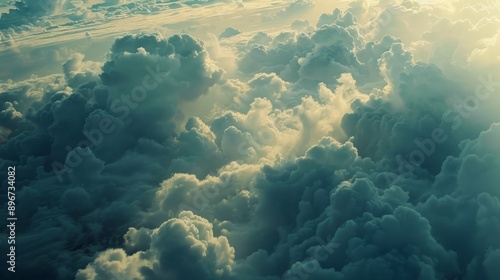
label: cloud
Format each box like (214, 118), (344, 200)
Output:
(219, 27), (241, 39)
(1, 0), (500, 280)
(291, 19), (313, 32)
(0, 0), (69, 29)
(77, 211), (235, 280)
(100, 33), (223, 141)
(63, 53), (101, 89)
(271, 0), (315, 19)
(0, 32), (224, 279)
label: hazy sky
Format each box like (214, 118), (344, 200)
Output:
(0, 0), (346, 80)
(1, 0), (500, 279)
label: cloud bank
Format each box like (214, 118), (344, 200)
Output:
(1, 0), (500, 280)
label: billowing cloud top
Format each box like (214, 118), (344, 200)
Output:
(1, 0), (500, 280)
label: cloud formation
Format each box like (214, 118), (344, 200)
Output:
(1, 0), (500, 280)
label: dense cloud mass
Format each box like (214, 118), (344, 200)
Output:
(1, 0), (500, 279)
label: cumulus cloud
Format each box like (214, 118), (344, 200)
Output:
(63, 53), (101, 88)
(219, 27), (241, 39)
(1, 0), (500, 280)
(77, 211), (235, 280)
(0, 32), (224, 279)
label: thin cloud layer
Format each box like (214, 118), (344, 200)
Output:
(1, 0), (500, 280)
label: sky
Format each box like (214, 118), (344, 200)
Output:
(0, 0), (499, 279)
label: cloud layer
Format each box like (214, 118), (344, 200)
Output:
(1, 0), (500, 279)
